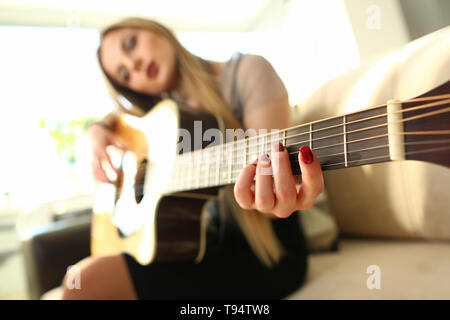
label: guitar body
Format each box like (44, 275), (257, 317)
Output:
(91, 100), (225, 265)
(91, 80), (450, 266)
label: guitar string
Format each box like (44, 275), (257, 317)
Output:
(173, 93), (450, 160)
(171, 139), (450, 189)
(136, 137), (450, 192)
(174, 98), (450, 166)
(317, 145), (450, 169)
(134, 144), (450, 195)
(171, 130), (450, 186)
(117, 95), (450, 191)
(173, 102), (450, 170)
(168, 126), (450, 187)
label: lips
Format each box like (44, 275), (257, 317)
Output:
(146, 61), (158, 79)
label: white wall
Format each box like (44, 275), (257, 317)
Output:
(342, 0), (410, 60)
(399, 0), (450, 40)
(248, 0), (362, 104)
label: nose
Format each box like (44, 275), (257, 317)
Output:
(132, 58), (142, 72)
(124, 56), (142, 72)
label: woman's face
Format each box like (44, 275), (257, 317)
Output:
(100, 27), (178, 95)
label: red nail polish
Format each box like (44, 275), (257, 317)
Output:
(278, 142), (284, 152)
(251, 159), (258, 166)
(300, 146), (313, 164)
(260, 154), (271, 165)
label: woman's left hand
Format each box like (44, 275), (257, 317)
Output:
(234, 143), (324, 218)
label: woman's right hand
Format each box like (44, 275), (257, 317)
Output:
(86, 123), (126, 184)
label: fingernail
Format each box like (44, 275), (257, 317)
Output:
(260, 154), (271, 165)
(273, 142), (284, 152)
(251, 159), (258, 166)
(300, 146), (313, 164)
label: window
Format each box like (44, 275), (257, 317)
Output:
(0, 3), (359, 210)
(0, 26), (111, 209)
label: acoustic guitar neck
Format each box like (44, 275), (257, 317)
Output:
(161, 80), (450, 194)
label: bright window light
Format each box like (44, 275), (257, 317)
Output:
(0, 26), (111, 208)
(0, 3), (359, 209)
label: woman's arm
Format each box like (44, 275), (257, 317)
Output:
(86, 112), (119, 131)
(242, 93), (291, 131)
(233, 58), (324, 219)
(86, 112), (126, 183)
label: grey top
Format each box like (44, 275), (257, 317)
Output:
(219, 52), (288, 125)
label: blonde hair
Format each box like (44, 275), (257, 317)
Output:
(97, 17), (285, 267)
(98, 17), (240, 129)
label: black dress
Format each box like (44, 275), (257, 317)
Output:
(123, 200), (308, 299)
(122, 52), (308, 299)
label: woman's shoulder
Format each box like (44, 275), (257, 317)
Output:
(234, 53), (283, 87)
(231, 53), (273, 72)
(235, 53), (286, 98)
(239, 53), (270, 64)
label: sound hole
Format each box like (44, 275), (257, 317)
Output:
(135, 159), (147, 204)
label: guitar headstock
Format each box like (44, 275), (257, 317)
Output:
(401, 79), (450, 168)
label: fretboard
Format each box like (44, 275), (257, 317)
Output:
(165, 104), (391, 193)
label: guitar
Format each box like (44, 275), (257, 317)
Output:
(91, 80), (450, 265)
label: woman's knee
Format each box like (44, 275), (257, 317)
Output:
(61, 255), (137, 300)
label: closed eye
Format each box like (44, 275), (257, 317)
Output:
(122, 34), (137, 54)
(117, 65), (130, 83)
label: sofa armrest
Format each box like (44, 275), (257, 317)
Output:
(21, 212), (92, 299)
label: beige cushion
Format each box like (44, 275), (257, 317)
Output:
(40, 286), (63, 300)
(299, 191), (338, 252)
(287, 239), (450, 299)
(296, 26), (450, 241)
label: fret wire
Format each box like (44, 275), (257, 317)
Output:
(180, 156), (184, 191)
(205, 149), (210, 188)
(184, 155), (188, 190)
(177, 156), (182, 191)
(343, 115), (348, 167)
(261, 133), (266, 156)
(213, 150), (217, 186)
(265, 134), (268, 155)
(196, 151), (200, 188)
(243, 138), (247, 168)
(189, 153), (193, 190)
(215, 147), (220, 186)
(175, 158), (179, 191)
(309, 123), (312, 149)
(227, 148), (232, 184)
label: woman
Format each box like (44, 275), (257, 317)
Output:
(62, 17), (324, 299)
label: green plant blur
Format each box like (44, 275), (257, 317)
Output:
(39, 117), (98, 164)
